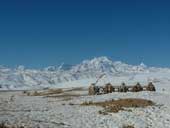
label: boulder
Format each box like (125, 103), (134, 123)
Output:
(146, 82), (156, 91)
(88, 84), (100, 95)
(118, 83), (128, 92)
(88, 84), (96, 95)
(132, 82), (143, 92)
(104, 83), (114, 94)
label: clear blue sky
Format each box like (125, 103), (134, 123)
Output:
(0, 0), (170, 68)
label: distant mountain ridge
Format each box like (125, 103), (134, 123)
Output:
(0, 56), (169, 90)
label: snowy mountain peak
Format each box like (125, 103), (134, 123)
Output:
(71, 56), (117, 74)
(140, 62), (147, 68)
(44, 63), (73, 72)
(17, 65), (25, 71)
(81, 56), (112, 65)
(70, 57), (150, 75)
(88, 56), (112, 62)
(44, 66), (58, 72)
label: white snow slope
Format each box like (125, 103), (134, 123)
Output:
(0, 56), (170, 90)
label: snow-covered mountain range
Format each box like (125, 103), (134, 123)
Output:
(0, 56), (170, 90)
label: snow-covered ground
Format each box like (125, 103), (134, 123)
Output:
(1, 56), (170, 128)
(0, 83), (170, 128)
(0, 76), (170, 128)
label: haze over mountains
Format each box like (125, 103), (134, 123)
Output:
(0, 56), (170, 90)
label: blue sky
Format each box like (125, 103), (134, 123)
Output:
(0, 0), (170, 68)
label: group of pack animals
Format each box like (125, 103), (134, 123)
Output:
(88, 82), (156, 95)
